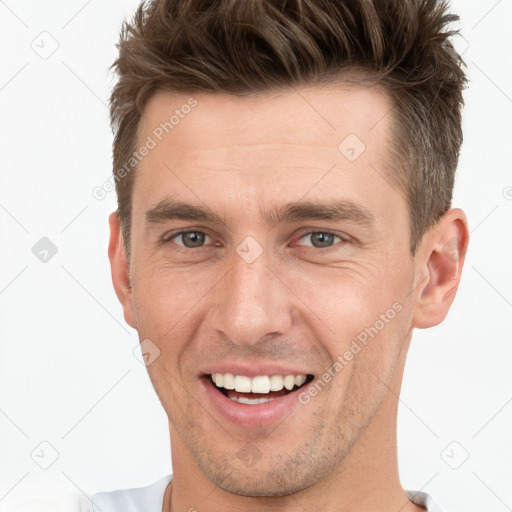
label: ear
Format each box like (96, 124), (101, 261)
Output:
(108, 211), (136, 329)
(412, 208), (469, 329)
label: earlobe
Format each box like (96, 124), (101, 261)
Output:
(412, 209), (469, 329)
(108, 211), (136, 329)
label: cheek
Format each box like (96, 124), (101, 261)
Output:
(130, 264), (222, 383)
(131, 262), (209, 332)
(130, 249), (413, 365)
(286, 262), (413, 387)
(290, 260), (409, 334)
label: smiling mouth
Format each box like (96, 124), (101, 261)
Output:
(206, 373), (314, 405)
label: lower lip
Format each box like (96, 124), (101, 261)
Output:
(200, 376), (307, 428)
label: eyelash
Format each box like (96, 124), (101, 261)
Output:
(163, 229), (349, 250)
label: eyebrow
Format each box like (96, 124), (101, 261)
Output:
(145, 197), (376, 229)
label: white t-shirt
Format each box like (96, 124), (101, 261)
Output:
(7, 474), (446, 512)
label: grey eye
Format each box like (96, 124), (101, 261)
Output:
(173, 231), (210, 248)
(297, 232), (342, 248)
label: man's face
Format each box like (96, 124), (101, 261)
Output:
(123, 85), (420, 495)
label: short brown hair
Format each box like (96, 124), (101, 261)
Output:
(109, 0), (467, 257)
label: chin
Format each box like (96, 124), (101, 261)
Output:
(213, 469), (311, 498)
(196, 451), (328, 498)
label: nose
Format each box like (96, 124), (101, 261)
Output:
(210, 241), (292, 346)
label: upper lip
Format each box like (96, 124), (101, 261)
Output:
(200, 363), (312, 379)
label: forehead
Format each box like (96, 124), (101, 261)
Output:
(132, 84), (403, 234)
(138, 84), (393, 154)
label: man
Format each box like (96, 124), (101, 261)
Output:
(96, 0), (469, 510)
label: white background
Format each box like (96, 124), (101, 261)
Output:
(0, 1), (511, 510)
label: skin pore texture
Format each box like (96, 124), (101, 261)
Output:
(108, 84), (469, 512)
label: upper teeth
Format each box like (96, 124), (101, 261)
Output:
(211, 373), (307, 393)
